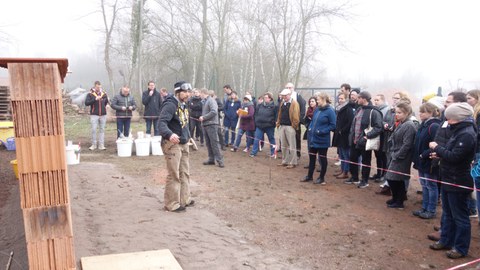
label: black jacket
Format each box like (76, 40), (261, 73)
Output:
(188, 95), (203, 118)
(111, 91), (137, 117)
(158, 96), (190, 144)
(254, 101), (278, 129)
(142, 89), (162, 117)
(332, 103), (354, 148)
(85, 89), (109, 116)
(348, 104), (383, 149)
(434, 120), (476, 193)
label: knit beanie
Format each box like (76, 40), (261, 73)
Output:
(444, 102), (473, 121)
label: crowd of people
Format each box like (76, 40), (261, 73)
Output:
(83, 80), (480, 259)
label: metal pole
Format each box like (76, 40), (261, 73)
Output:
(138, 0), (143, 95)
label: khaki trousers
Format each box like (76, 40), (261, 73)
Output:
(162, 141), (191, 211)
(278, 125), (297, 165)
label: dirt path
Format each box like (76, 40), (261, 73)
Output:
(70, 162), (306, 269)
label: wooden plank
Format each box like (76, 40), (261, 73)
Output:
(81, 249), (183, 270)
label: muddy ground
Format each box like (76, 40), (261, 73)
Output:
(1, 135), (480, 269)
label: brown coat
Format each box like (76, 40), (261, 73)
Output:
(276, 99), (300, 130)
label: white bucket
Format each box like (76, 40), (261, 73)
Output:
(135, 138), (150, 156)
(65, 144), (81, 165)
(117, 138), (133, 157)
(151, 136), (163, 156)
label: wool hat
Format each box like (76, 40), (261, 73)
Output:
(358, 91), (371, 101)
(444, 102), (473, 121)
(280, 89), (291, 96)
(244, 94), (252, 101)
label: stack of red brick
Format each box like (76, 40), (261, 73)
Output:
(2, 59), (76, 270)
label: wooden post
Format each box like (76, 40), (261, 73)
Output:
(0, 58), (76, 270)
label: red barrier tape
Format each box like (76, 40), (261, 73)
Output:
(445, 257), (480, 270)
(67, 114), (480, 192)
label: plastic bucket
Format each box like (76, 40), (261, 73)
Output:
(3, 137), (15, 151)
(135, 138), (150, 156)
(151, 136), (163, 156)
(10, 159), (18, 179)
(0, 121), (14, 145)
(116, 138), (133, 157)
(65, 144), (81, 165)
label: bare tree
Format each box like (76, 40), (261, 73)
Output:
(258, 0), (349, 88)
(100, 0), (129, 94)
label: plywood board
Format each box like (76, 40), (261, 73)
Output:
(81, 249), (183, 270)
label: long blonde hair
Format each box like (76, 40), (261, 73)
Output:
(467, 89), (480, 121)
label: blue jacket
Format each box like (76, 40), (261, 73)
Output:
(224, 98), (241, 128)
(307, 105), (336, 149)
(413, 117), (441, 173)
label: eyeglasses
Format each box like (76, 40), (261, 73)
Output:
(175, 83), (192, 91)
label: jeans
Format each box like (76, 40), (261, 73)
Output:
(475, 177), (480, 216)
(224, 127), (236, 146)
(116, 118), (131, 138)
(440, 189), (471, 256)
(233, 129), (254, 149)
(338, 146), (350, 173)
(419, 171), (438, 213)
(251, 127), (276, 156)
(349, 146), (372, 181)
(145, 117), (160, 136)
(90, 115), (107, 146)
(307, 148), (328, 179)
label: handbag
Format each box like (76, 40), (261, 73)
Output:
(364, 110), (380, 151)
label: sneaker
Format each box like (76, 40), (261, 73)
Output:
(243, 147), (249, 153)
(387, 202), (404, 209)
(98, 144), (106, 150)
(375, 186), (391, 196)
(386, 199), (394, 205)
(419, 211), (436, 219)
(344, 178), (358, 185)
(286, 164), (296, 169)
(469, 209), (478, 218)
(300, 176), (313, 182)
(186, 200), (195, 207)
(412, 209), (426, 217)
(429, 241), (450, 251)
(313, 177), (326, 185)
(357, 181), (369, 188)
(259, 145), (263, 152)
(203, 161), (215, 165)
(334, 161), (341, 166)
(249, 154), (255, 158)
(230, 148), (237, 152)
(218, 162), (225, 168)
(89, 144), (96, 150)
(446, 249), (465, 259)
